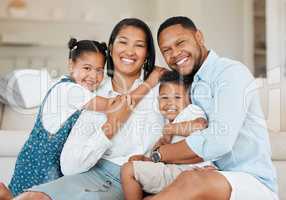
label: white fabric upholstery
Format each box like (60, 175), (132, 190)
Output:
(1, 105), (37, 131)
(0, 69), (51, 109)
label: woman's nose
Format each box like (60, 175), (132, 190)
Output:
(125, 45), (135, 56)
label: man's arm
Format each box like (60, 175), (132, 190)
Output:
(157, 65), (253, 162)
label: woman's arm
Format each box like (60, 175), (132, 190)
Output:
(60, 112), (112, 175)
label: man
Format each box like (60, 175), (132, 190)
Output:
(150, 16), (278, 200)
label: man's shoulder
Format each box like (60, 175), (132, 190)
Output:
(212, 56), (253, 82)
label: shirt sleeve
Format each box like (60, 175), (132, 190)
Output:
(186, 65), (254, 161)
(60, 111), (112, 175)
(42, 82), (97, 134)
(64, 82), (97, 110)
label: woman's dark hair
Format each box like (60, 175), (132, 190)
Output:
(106, 18), (155, 80)
(68, 38), (107, 62)
(157, 16), (197, 41)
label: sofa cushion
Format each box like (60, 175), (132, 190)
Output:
(0, 69), (52, 109)
(269, 132), (286, 160)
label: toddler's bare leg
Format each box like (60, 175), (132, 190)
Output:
(121, 162), (144, 200)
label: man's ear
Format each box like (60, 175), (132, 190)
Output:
(195, 30), (205, 46)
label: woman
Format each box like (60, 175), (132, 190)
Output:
(12, 18), (165, 200)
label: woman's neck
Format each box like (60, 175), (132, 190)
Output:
(112, 72), (141, 94)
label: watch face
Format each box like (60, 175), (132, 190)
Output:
(151, 151), (161, 163)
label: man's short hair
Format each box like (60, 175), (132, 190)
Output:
(159, 70), (194, 91)
(157, 16), (197, 40)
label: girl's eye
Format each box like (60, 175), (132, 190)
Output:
(119, 40), (127, 45)
(175, 95), (182, 99)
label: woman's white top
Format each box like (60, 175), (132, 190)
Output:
(60, 76), (164, 175)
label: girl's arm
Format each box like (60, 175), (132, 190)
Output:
(102, 67), (166, 139)
(84, 67), (166, 112)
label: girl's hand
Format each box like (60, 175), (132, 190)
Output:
(146, 66), (167, 88)
(102, 95), (134, 138)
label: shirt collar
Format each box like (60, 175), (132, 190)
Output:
(194, 50), (219, 82)
(104, 70), (145, 96)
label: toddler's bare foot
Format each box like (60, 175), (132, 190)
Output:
(0, 183), (12, 200)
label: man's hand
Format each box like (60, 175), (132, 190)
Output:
(128, 154), (151, 161)
(153, 135), (173, 150)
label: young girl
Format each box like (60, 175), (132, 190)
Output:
(0, 37), (113, 198)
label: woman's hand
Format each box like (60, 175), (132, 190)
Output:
(101, 95), (134, 139)
(145, 66), (167, 88)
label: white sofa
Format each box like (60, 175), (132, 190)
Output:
(0, 91), (286, 199)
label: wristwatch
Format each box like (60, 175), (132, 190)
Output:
(150, 147), (162, 163)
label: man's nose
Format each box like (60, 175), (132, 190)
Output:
(171, 48), (181, 59)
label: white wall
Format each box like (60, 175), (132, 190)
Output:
(0, 0), (252, 76)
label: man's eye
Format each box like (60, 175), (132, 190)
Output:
(177, 40), (185, 46)
(160, 96), (168, 100)
(83, 67), (90, 70)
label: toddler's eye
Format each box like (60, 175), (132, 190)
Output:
(159, 96), (168, 100)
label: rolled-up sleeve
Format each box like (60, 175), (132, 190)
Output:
(60, 111), (112, 175)
(186, 65), (254, 161)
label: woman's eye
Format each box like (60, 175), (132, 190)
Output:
(83, 67), (90, 71)
(136, 44), (146, 48)
(175, 96), (182, 99)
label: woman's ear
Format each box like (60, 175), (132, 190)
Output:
(108, 45), (113, 57)
(195, 30), (205, 46)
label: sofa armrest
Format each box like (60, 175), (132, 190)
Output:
(270, 132), (286, 161)
(0, 102), (3, 128)
(0, 130), (29, 157)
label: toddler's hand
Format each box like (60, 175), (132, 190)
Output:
(128, 155), (151, 162)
